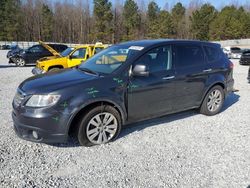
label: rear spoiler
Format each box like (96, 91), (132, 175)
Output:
(38, 41), (61, 57)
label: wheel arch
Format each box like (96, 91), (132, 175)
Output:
(48, 65), (64, 71)
(200, 82), (225, 107)
(67, 100), (126, 136)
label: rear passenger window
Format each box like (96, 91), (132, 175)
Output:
(204, 46), (221, 62)
(175, 45), (204, 67)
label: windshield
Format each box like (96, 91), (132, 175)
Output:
(94, 47), (104, 55)
(61, 47), (74, 57)
(79, 45), (143, 74)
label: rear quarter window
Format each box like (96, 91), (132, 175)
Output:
(203, 45), (222, 63)
(175, 44), (204, 67)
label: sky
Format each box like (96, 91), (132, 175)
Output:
(153, 0), (249, 9)
(108, 0), (250, 10)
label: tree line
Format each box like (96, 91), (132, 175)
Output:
(0, 0), (250, 44)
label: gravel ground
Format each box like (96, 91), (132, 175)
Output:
(0, 50), (249, 188)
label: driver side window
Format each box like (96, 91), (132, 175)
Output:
(29, 45), (44, 53)
(134, 46), (172, 73)
(71, 48), (86, 58)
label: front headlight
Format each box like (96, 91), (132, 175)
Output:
(26, 94), (60, 107)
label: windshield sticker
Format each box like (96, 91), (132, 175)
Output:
(85, 87), (99, 98)
(128, 46), (144, 51)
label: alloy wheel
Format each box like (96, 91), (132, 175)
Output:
(16, 58), (25, 66)
(207, 89), (222, 112)
(86, 112), (118, 144)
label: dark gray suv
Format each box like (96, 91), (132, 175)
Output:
(12, 40), (234, 146)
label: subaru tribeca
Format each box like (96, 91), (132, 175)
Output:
(12, 40), (234, 146)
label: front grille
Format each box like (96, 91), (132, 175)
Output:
(13, 89), (26, 107)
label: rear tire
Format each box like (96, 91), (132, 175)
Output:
(76, 105), (122, 147)
(200, 85), (225, 116)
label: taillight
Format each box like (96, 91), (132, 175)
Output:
(229, 61), (234, 69)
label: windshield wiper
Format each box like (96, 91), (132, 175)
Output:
(78, 67), (99, 76)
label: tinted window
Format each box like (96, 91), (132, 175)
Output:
(50, 45), (66, 52)
(231, 47), (241, 53)
(204, 46), (221, 62)
(71, 48), (86, 58)
(243, 51), (250, 56)
(94, 47), (104, 54)
(29, 45), (45, 53)
(134, 46), (172, 72)
(61, 47), (74, 57)
(175, 44), (204, 67)
(231, 47), (241, 51)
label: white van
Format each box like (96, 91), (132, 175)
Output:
(222, 46), (242, 59)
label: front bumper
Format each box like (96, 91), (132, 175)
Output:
(12, 107), (70, 143)
(32, 67), (45, 75)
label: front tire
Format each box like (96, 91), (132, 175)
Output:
(15, 57), (25, 67)
(48, 67), (60, 72)
(200, 85), (225, 116)
(77, 105), (122, 147)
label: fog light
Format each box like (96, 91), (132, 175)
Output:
(32, 131), (38, 139)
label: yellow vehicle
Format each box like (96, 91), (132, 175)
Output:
(32, 43), (108, 75)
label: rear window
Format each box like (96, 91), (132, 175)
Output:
(231, 47), (241, 51)
(231, 47), (241, 53)
(50, 44), (67, 52)
(175, 44), (204, 67)
(204, 45), (221, 62)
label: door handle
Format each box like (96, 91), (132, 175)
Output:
(203, 69), (212, 72)
(162, 76), (175, 80)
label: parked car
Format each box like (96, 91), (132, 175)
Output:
(7, 45), (23, 64)
(10, 41), (68, 66)
(222, 46), (242, 59)
(0, 44), (11, 50)
(32, 43), (108, 75)
(12, 40), (234, 146)
(239, 50), (250, 66)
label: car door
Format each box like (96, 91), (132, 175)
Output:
(68, 47), (87, 67)
(127, 45), (176, 121)
(172, 43), (207, 110)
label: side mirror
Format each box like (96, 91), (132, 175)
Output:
(69, 55), (72, 59)
(132, 64), (149, 77)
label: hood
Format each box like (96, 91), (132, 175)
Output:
(37, 56), (66, 69)
(19, 68), (98, 94)
(38, 41), (61, 57)
(38, 55), (60, 62)
(11, 49), (24, 56)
